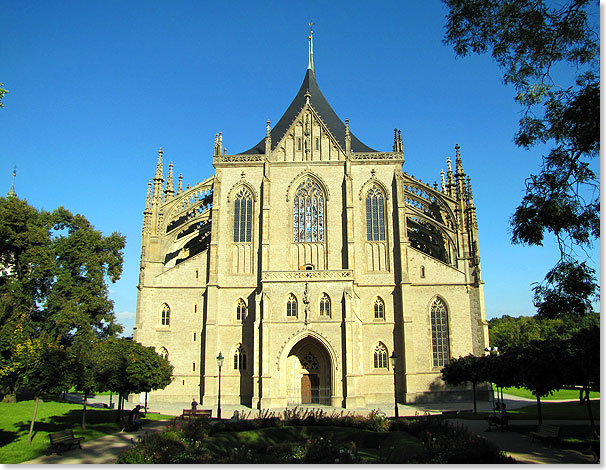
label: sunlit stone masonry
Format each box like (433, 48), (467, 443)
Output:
(133, 32), (489, 409)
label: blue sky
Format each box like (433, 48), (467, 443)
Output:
(2, 1), (599, 336)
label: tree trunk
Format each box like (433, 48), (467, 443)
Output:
(584, 387), (595, 429)
(472, 381), (477, 414)
(82, 392), (88, 431)
(536, 395), (542, 424)
(27, 396), (40, 445)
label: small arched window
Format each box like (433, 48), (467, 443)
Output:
(159, 347), (169, 360)
(319, 293), (331, 317)
(431, 298), (450, 367)
(420, 266), (426, 278)
(374, 343), (388, 369)
(293, 177), (325, 243)
(287, 294), (298, 317)
(374, 298), (385, 320)
(236, 298), (247, 321)
(233, 187), (253, 243)
(366, 185), (386, 241)
(234, 345), (247, 370)
(161, 304), (171, 326)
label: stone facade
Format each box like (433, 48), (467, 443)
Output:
(133, 43), (489, 408)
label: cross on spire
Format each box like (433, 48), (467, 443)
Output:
(7, 165), (16, 198)
(307, 21), (315, 73)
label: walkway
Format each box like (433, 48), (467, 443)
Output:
(20, 394), (598, 464)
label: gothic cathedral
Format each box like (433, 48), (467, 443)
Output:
(134, 34), (489, 409)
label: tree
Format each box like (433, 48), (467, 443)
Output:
(0, 197), (125, 399)
(96, 338), (173, 421)
(0, 82), (7, 107)
(443, 0), (599, 319)
(441, 354), (488, 413)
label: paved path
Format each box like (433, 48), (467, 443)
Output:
(20, 394), (599, 464)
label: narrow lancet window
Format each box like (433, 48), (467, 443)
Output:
(366, 185), (386, 241)
(236, 298), (247, 321)
(374, 343), (388, 369)
(234, 345), (247, 370)
(319, 293), (331, 317)
(161, 304), (171, 326)
(374, 298), (385, 319)
(287, 294), (298, 317)
(233, 188), (252, 242)
(431, 298), (450, 367)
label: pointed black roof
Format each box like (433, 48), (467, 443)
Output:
(240, 69), (376, 154)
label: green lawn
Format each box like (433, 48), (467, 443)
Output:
(0, 399), (172, 464)
(454, 399), (600, 421)
(498, 386), (599, 401)
(204, 425), (423, 463)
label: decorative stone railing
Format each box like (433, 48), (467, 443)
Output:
(350, 152), (403, 160)
(214, 154), (265, 163)
(262, 270), (353, 281)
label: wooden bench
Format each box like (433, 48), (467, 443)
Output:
(530, 424), (560, 446)
(181, 409), (212, 418)
(49, 429), (85, 455)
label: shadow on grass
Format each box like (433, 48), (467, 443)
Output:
(0, 429), (19, 446)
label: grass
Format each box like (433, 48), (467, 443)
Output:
(506, 424), (599, 452)
(203, 425), (423, 463)
(498, 386), (600, 401)
(0, 398), (172, 464)
(453, 399), (600, 421)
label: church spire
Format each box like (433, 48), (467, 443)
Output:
(165, 161), (175, 199)
(307, 21), (315, 74)
(6, 166), (16, 199)
(152, 148), (164, 204)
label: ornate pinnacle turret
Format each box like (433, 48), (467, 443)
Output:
(165, 161), (175, 199)
(440, 169), (446, 192)
(454, 144), (466, 201)
(177, 174), (183, 194)
(455, 144), (465, 177)
(398, 130), (403, 152)
(393, 128), (398, 151)
(6, 166), (16, 199)
(345, 118), (351, 155)
(307, 21), (315, 74)
(446, 157), (455, 197)
(145, 180), (152, 209)
(152, 148), (165, 204)
(265, 120), (272, 155)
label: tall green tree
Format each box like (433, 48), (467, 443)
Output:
(0, 197), (125, 400)
(441, 354), (488, 413)
(443, 0), (599, 318)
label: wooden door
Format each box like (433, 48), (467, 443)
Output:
(301, 374), (312, 403)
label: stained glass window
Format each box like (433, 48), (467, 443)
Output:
(374, 298), (385, 319)
(320, 293), (331, 316)
(431, 298), (450, 367)
(293, 178), (325, 243)
(374, 343), (388, 368)
(366, 185), (386, 241)
(234, 345), (247, 370)
(161, 304), (171, 326)
(236, 299), (247, 321)
(287, 294), (298, 317)
(234, 188), (252, 242)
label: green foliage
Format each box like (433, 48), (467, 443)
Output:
(95, 337), (173, 396)
(0, 83), (6, 107)
(0, 197), (125, 397)
(443, 0), (599, 319)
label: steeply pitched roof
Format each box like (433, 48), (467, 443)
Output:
(239, 68), (376, 154)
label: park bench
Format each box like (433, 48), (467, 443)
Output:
(485, 412), (509, 431)
(530, 424), (560, 446)
(48, 429), (85, 455)
(181, 408), (212, 418)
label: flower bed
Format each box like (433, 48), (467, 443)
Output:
(117, 408), (514, 464)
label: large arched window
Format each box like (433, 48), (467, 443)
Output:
(161, 304), (171, 326)
(234, 345), (247, 370)
(431, 298), (450, 367)
(293, 177), (325, 243)
(373, 343), (388, 369)
(287, 294), (298, 317)
(366, 185), (386, 241)
(236, 298), (247, 321)
(374, 298), (385, 320)
(234, 187), (253, 242)
(319, 293), (331, 317)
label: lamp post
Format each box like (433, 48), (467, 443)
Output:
(484, 347), (499, 410)
(390, 352), (398, 418)
(216, 352), (224, 419)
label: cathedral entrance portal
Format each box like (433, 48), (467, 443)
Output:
(287, 337), (331, 405)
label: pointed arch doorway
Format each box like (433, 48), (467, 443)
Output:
(286, 336), (331, 405)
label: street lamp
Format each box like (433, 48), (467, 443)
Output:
(390, 352), (398, 418)
(216, 352), (224, 419)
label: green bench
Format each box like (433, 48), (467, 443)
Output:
(49, 429), (85, 454)
(530, 424), (560, 446)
